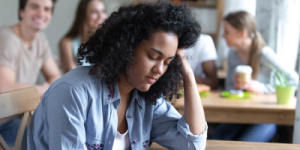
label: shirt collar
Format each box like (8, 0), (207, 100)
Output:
(130, 89), (144, 109)
(102, 81), (144, 108)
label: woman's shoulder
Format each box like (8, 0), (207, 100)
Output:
(260, 46), (277, 61)
(60, 37), (73, 47)
(51, 67), (102, 91)
(42, 67), (109, 114)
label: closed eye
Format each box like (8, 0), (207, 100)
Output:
(148, 54), (156, 60)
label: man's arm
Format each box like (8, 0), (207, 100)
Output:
(194, 60), (218, 89)
(0, 65), (49, 97)
(41, 57), (61, 84)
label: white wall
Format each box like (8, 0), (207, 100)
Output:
(192, 8), (216, 34)
(0, 1), (19, 26)
(256, 0), (300, 71)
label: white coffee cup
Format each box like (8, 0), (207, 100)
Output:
(235, 65), (252, 87)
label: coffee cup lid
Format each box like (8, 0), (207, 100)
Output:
(235, 65), (252, 73)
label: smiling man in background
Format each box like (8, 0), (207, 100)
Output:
(0, 0), (60, 146)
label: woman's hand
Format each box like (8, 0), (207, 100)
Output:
(176, 48), (193, 78)
(244, 80), (263, 94)
(234, 75), (262, 94)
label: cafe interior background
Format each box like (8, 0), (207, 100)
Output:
(1, 0), (300, 146)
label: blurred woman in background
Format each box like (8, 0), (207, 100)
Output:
(60, 0), (107, 72)
(223, 11), (298, 94)
(212, 11), (298, 142)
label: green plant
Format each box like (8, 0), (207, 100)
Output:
(266, 63), (293, 87)
(274, 70), (288, 86)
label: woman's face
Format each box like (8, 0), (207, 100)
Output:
(85, 0), (107, 30)
(126, 31), (178, 92)
(223, 21), (243, 47)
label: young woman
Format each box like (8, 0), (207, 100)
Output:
(60, 0), (107, 72)
(28, 3), (207, 150)
(212, 11), (298, 142)
(224, 11), (298, 94)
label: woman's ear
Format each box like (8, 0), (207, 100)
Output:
(240, 29), (249, 39)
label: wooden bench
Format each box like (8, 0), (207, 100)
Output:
(150, 140), (300, 150)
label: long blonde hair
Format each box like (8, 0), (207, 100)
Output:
(224, 11), (265, 79)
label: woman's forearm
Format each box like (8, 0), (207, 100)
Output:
(179, 55), (206, 135)
(183, 69), (206, 135)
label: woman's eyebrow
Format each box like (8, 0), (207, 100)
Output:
(151, 48), (175, 59)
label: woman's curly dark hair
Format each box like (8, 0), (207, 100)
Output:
(78, 2), (201, 104)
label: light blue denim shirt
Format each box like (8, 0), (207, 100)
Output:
(27, 66), (207, 150)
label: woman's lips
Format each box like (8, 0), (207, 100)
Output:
(146, 76), (156, 84)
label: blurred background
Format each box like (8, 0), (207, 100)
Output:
(1, 0), (300, 146)
(1, 0), (299, 85)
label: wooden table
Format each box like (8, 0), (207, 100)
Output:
(150, 140), (300, 150)
(174, 91), (296, 125)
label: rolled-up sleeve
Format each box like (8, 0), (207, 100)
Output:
(177, 116), (208, 142)
(150, 98), (207, 150)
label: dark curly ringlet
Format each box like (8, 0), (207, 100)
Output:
(78, 2), (201, 104)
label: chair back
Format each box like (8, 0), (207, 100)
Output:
(0, 87), (40, 150)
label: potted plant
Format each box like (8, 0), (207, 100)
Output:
(271, 67), (296, 105)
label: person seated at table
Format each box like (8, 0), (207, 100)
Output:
(0, 0), (61, 147)
(212, 11), (298, 142)
(59, 0), (107, 73)
(224, 12), (298, 94)
(27, 2), (208, 150)
(184, 34), (218, 91)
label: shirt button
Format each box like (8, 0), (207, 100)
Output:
(132, 141), (136, 144)
(127, 116), (132, 118)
